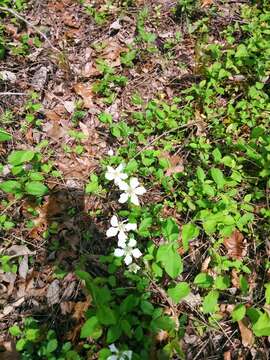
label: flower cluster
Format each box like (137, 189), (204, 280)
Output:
(105, 164), (146, 206)
(105, 164), (146, 268)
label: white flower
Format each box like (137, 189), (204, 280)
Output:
(118, 177), (146, 206)
(107, 344), (132, 360)
(128, 263), (141, 273)
(105, 164), (128, 185)
(114, 238), (142, 266)
(106, 215), (137, 243)
(107, 149), (114, 156)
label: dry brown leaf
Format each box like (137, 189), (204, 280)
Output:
(223, 351), (231, 360)
(73, 298), (91, 321)
(0, 340), (20, 360)
(155, 330), (169, 342)
(161, 152), (184, 176)
(19, 255), (28, 280)
(74, 83), (94, 108)
(47, 280), (60, 306)
(201, 0), (213, 7)
(238, 320), (254, 347)
(224, 230), (245, 259)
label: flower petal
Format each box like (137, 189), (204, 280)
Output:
(130, 194), (140, 206)
(122, 350), (132, 360)
(132, 248), (142, 259)
(118, 230), (127, 243)
(125, 222), (137, 231)
(105, 172), (115, 181)
(130, 177), (139, 189)
(110, 215), (118, 227)
(119, 173), (128, 180)
(109, 344), (118, 353)
(117, 180), (129, 191)
(117, 238), (126, 248)
(106, 226), (118, 238)
(107, 356), (118, 360)
(116, 164), (124, 172)
(124, 254), (133, 265)
(134, 186), (146, 195)
(119, 192), (129, 204)
(114, 248), (125, 257)
(128, 238), (137, 247)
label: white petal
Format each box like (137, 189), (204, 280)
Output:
(119, 173), (128, 180)
(117, 238), (126, 248)
(110, 215), (118, 227)
(130, 194), (140, 206)
(117, 180), (129, 191)
(125, 223), (137, 231)
(106, 226), (118, 238)
(132, 248), (142, 259)
(128, 238), (137, 247)
(122, 351), (132, 360)
(109, 344), (118, 353)
(118, 230), (127, 243)
(105, 171), (114, 181)
(134, 186), (146, 195)
(107, 356), (118, 360)
(124, 254), (133, 265)
(119, 192), (129, 204)
(130, 177), (139, 189)
(107, 149), (114, 156)
(114, 248), (125, 257)
(116, 164), (124, 172)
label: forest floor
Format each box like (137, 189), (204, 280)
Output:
(1, 0), (270, 359)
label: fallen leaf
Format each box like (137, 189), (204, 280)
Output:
(162, 152), (184, 176)
(224, 230), (245, 259)
(223, 351), (231, 360)
(201, 0), (213, 7)
(238, 320), (254, 347)
(47, 280), (60, 306)
(74, 83), (94, 108)
(73, 298), (91, 321)
(155, 330), (169, 342)
(6, 245), (34, 257)
(63, 100), (75, 113)
(18, 255), (28, 280)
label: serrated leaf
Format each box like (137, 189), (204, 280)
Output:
(168, 282), (190, 303)
(232, 304), (246, 322)
(8, 150), (35, 166)
(211, 168), (225, 189)
(25, 181), (48, 197)
(182, 222), (200, 251)
(0, 128), (12, 142)
(202, 290), (219, 314)
(156, 244), (183, 278)
(194, 273), (213, 288)
(0, 180), (21, 194)
(80, 317), (102, 339)
(162, 218), (179, 242)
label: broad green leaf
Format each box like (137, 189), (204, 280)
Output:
(80, 317), (102, 339)
(232, 304), (246, 322)
(211, 168), (225, 189)
(8, 150), (35, 166)
(182, 222), (200, 251)
(140, 300), (154, 315)
(214, 275), (230, 290)
(162, 218), (179, 242)
(9, 325), (21, 336)
(0, 128), (12, 142)
(97, 305), (116, 325)
(265, 283), (270, 305)
(168, 282), (190, 303)
(235, 44), (248, 58)
(202, 290), (219, 314)
(196, 167), (206, 182)
(253, 312), (270, 337)
(156, 244), (183, 278)
(46, 339), (58, 353)
(106, 325), (122, 343)
(194, 273), (213, 288)
(138, 217), (152, 237)
(25, 181), (48, 196)
(0, 180), (21, 194)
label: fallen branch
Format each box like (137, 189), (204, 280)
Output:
(0, 6), (60, 52)
(0, 92), (26, 96)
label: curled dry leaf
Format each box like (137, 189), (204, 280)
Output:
(161, 152), (184, 176)
(224, 230), (245, 259)
(223, 351), (231, 360)
(18, 255), (28, 280)
(201, 0), (214, 7)
(74, 83), (94, 108)
(238, 320), (254, 347)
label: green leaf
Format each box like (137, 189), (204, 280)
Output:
(106, 325), (122, 343)
(8, 150), (35, 166)
(46, 339), (58, 353)
(214, 275), (230, 290)
(0, 180), (21, 194)
(16, 338), (27, 351)
(97, 305), (116, 325)
(235, 44), (248, 58)
(210, 168), (225, 189)
(9, 325), (21, 336)
(120, 319), (132, 337)
(140, 300), (154, 315)
(182, 222), (200, 251)
(232, 304), (246, 322)
(194, 273), (213, 288)
(162, 218), (179, 242)
(168, 282), (190, 303)
(80, 317), (102, 339)
(196, 167), (206, 182)
(253, 312), (270, 337)
(265, 283), (270, 305)
(0, 128), (12, 142)
(156, 244), (183, 278)
(85, 174), (99, 194)
(202, 290), (219, 314)
(138, 217), (152, 237)
(25, 181), (48, 197)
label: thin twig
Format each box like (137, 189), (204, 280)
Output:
(0, 92), (26, 96)
(0, 6), (60, 52)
